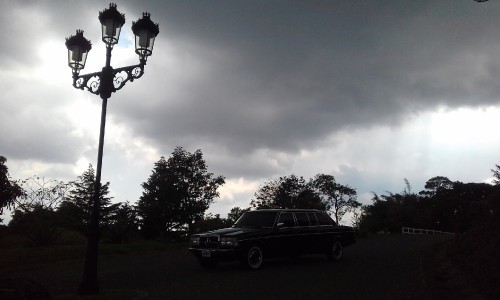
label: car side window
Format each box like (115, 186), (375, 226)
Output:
(295, 212), (310, 226)
(307, 212), (318, 226)
(277, 212), (295, 227)
(316, 212), (335, 226)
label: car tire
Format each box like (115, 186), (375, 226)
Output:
(243, 245), (263, 270)
(199, 258), (218, 269)
(327, 241), (343, 261)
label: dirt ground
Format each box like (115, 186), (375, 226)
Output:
(0, 235), (486, 300)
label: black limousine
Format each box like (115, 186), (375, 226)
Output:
(189, 209), (356, 269)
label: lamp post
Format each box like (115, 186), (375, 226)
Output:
(65, 3), (159, 295)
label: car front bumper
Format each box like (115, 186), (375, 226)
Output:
(188, 247), (240, 261)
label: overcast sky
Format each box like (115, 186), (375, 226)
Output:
(2, 0), (500, 223)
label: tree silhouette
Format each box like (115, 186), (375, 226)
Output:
(359, 175), (498, 234)
(0, 156), (24, 222)
(195, 213), (232, 233)
(251, 174), (325, 210)
(419, 176), (454, 198)
(312, 174), (360, 224)
(9, 205), (63, 246)
(491, 164), (500, 186)
(227, 206), (250, 224)
(8, 175), (72, 245)
(58, 164), (116, 233)
(137, 147), (225, 238)
(360, 190), (420, 233)
(105, 202), (139, 243)
(15, 176), (71, 213)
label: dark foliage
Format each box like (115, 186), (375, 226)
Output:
(251, 174), (360, 224)
(194, 213), (232, 233)
(312, 174), (361, 224)
(16, 176), (71, 212)
(359, 177), (497, 234)
(419, 176), (454, 198)
(492, 164), (500, 186)
(57, 164), (116, 233)
(0, 156), (24, 222)
(251, 174), (326, 210)
(9, 205), (63, 246)
(104, 202), (139, 243)
(358, 170), (500, 299)
(137, 147), (225, 239)
(227, 206), (250, 224)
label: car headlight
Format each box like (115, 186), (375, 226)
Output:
(220, 237), (238, 247)
(190, 236), (200, 246)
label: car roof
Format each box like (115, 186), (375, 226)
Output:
(249, 209), (324, 213)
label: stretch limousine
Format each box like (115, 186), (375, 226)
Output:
(189, 209), (356, 269)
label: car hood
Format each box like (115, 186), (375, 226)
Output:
(197, 227), (270, 238)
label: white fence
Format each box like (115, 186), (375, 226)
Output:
(401, 227), (454, 235)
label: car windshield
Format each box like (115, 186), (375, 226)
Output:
(233, 211), (278, 228)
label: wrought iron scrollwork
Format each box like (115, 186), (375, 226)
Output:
(72, 63), (144, 98)
(73, 72), (102, 96)
(113, 64), (144, 91)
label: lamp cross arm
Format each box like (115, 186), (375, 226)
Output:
(72, 62), (145, 97)
(112, 62), (145, 90)
(72, 70), (104, 96)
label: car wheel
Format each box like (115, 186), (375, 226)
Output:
(327, 241), (343, 261)
(199, 258), (218, 269)
(244, 246), (263, 269)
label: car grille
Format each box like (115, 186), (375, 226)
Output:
(200, 236), (219, 248)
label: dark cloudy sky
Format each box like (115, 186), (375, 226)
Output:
(2, 0), (500, 222)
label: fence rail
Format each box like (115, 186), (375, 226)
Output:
(402, 227), (454, 235)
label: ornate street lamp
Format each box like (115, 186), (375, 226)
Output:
(132, 12), (160, 63)
(65, 3), (158, 295)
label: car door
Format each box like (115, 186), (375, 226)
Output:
(272, 212), (296, 257)
(307, 212), (322, 253)
(293, 212), (314, 254)
(315, 212), (337, 251)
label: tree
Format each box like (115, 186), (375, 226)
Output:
(419, 176), (454, 198)
(9, 205), (63, 246)
(227, 206), (250, 224)
(15, 176), (71, 212)
(432, 182), (495, 232)
(359, 177), (498, 234)
(492, 164), (500, 186)
(251, 174), (325, 210)
(195, 213), (232, 233)
(58, 164), (116, 233)
(137, 147), (225, 237)
(403, 178), (413, 195)
(250, 178), (279, 209)
(359, 191), (416, 234)
(350, 206), (364, 229)
(0, 156), (24, 222)
(7, 172), (71, 245)
(312, 174), (360, 224)
(105, 202), (138, 243)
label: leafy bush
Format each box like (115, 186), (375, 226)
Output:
(9, 206), (62, 246)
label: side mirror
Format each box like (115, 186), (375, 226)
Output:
(276, 222), (285, 229)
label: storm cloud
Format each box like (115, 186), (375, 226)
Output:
(2, 0), (500, 218)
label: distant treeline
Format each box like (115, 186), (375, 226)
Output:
(2, 151), (500, 246)
(358, 175), (500, 234)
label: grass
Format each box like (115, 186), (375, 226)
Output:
(55, 289), (149, 300)
(0, 234), (186, 299)
(0, 230), (183, 270)
(1, 233), (489, 299)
